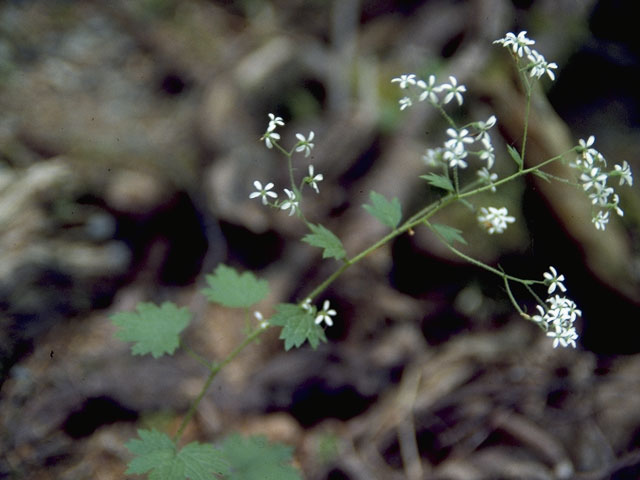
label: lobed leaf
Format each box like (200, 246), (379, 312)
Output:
(218, 434), (301, 480)
(111, 302), (191, 358)
(302, 223), (346, 260)
(269, 303), (327, 350)
(431, 223), (467, 245)
(420, 173), (455, 192)
(202, 264), (269, 308)
(125, 429), (229, 480)
(363, 191), (402, 229)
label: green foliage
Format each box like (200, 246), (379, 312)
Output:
(420, 172), (455, 192)
(202, 264), (269, 308)
(363, 190), (402, 229)
(507, 144), (523, 169)
(533, 169), (552, 182)
(112, 302), (191, 359)
(125, 429), (229, 480)
(302, 223), (346, 260)
(431, 223), (467, 245)
(218, 434), (302, 480)
(270, 303), (327, 350)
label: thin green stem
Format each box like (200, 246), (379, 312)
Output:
(453, 165), (460, 193)
(181, 342), (211, 370)
(424, 219), (529, 282)
(304, 145), (575, 305)
(271, 140), (290, 158)
(520, 87), (532, 168)
(502, 274), (525, 316)
(173, 327), (265, 443)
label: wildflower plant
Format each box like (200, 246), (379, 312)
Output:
(110, 31), (632, 478)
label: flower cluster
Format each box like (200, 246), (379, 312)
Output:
(392, 72), (501, 192)
(418, 116), (500, 193)
(530, 267), (580, 348)
(571, 136), (633, 230)
(494, 31), (557, 81)
(391, 74), (467, 111)
(477, 206), (516, 234)
(252, 114), (323, 215)
(302, 298), (337, 327)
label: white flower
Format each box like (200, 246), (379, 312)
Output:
(443, 141), (468, 169)
(314, 300), (336, 327)
(580, 167), (607, 192)
(306, 165), (323, 194)
(494, 31), (535, 58)
(477, 167), (498, 191)
(543, 266), (567, 294)
(261, 130), (280, 149)
(422, 147), (442, 167)
(614, 160), (633, 186)
(417, 75), (439, 103)
(592, 210), (610, 230)
(474, 115), (497, 145)
(295, 131), (315, 158)
(532, 294), (581, 348)
(445, 127), (474, 152)
(610, 194), (624, 217)
(391, 74), (417, 89)
(527, 49), (557, 81)
(249, 180), (278, 205)
(280, 188), (299, 216)
(399, 96), (412, 110)
(575, 136), (603, 167)
(267, 113), (284, 132)
(301, 298), (312, 312)
(478, 135), (496, 170)
(547, 295), (582, 322)
(254, 311), (269, 329)
(477, 115), (497, 131)
(477, 206), (516, 234)
(588, 184), (614, 206)
(530, 305), (547, 325)
(436, 76), (466, 106)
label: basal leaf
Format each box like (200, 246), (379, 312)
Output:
(202, 264), (269, 308)
(270, 303), (327, 350)
(125, 429), (229, 480)
(363, 191), (402, 229)
(111, 302), (191, 358)
(431, 223), (467, 245)
(302, 223), (346, 260)
(218, 434), (301, 480)
(420, 173), (455, 192)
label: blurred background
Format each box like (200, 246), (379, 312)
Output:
(1, 0), (639, 478)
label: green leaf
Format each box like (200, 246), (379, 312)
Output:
(218, 434), (301, 480)
(363, 191), (402, 229)
(269, 303), (327, 350)
(431, 223), (467, 245)
(202, 264), (269, 308)
(532, 169), (552, 182)
(420, 173), (454, 192)
(302, 223), (346, 260)
(125, 429), (229, 480)
(507, 144), (523, 169)
(111, 302), (191, 358)
(458, 198), (474, 211)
